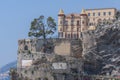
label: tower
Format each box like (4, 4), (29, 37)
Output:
(58, 9), (65, 38)
(80, 9), (88, 32)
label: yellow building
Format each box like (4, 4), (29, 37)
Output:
(58, 8), (116, 39)
(85, 8), (116, 27)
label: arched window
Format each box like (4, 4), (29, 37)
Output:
(109, 12), (111, 16)
(60, 21), (62, 25)
(98, 12), (101, 16)
(89, 23), (91, 26)
(88, 13), (90, 16)
(97, 19), (102, 23)
(71, 14), (74, 26)
(93, 13), (95, 16)
(82, 21), (84, 24)
(103, 18), (106, 21)
(24, 45), (28, 50)
(77, 20), (79, 26)
(65, 20), (68, 26)
(103, 12), (106, 16)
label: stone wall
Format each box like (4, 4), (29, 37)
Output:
(54, 40), (71, 55)
(18, 38), (82, 56)
(17, 38), (83, 80)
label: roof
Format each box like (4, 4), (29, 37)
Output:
(65, 13), (80, 17)
(58, 9), (64, 14)
(81, 9), (86, 14)
(85, 8), (116, 11)
(80, 9), (87, 16)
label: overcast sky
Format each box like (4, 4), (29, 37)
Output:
(0, 0), (119, 67)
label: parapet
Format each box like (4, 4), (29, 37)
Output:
(18, 38), (83, 58)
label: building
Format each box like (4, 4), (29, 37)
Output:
(85, 8), (116, 26)
(58, 9), (88, 39)
(17, 8), (118, 80)
(58, 8), (116, 39)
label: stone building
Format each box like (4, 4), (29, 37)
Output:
(17, 39), (83, 80)
(58, 8), (116, 39)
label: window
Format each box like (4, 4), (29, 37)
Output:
(88, 19), (90, 21)
(103, 12), (106, 16)
(80, 33), (83, 38)
(65, 20), (68, 26)
(31, 70), (34, 75)
(71, 15), (74, 26)
(77, 28), (79, 31)
(60, 21), (62, 24)
(60, 28), (62, 31)
(58, 32), (61, 37)
(109, 12), (111, 15)
(82, 21), (84, 24)
(89, 23), (91, 26)
(103, 19), (106, 21)
(68, 34), (70, 38)
(66, 26), (68, 30)
(88, 13), (90, 16)
(74, 34), (77, 39)
(91, 23), (93, 26)
(93, 13), (95, 16)
(71, 20), (74, 26)
(98, 12), (100, 16)
(59, 32), (63, 37)
(71, 15), (74, 19)
(27, 41), (29, 44)
(77, 20), (79, 26)
(93, 18), (95, 21)
(24, 45), (28, 50)
(61, 32), (63, 37)
(98, 18), (102, 23)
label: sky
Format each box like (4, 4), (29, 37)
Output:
(0, 0), (120, 67)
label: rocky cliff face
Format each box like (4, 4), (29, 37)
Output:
(83, 18), (120, 76)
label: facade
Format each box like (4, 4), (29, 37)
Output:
(85, 8), (116, 27)
(58, 9), (88, 39)
(58, 8), (116, 39)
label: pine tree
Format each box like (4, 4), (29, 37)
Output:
(28, 15), (56, 39)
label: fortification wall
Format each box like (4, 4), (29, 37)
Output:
(17, 38), (83, 79)
(18, 38), (82, 56)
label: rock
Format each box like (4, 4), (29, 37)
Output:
(83, 17), (120, 76)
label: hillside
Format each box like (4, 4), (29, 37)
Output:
(0, 60), (17, 73)
(0, 60), (17, 80)
(83, 17), (120, 76)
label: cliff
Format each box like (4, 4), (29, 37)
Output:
(83, 17), (120, 76)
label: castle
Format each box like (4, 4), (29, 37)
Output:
(16, 8), (118, 80)
(58, 8), (116, 38)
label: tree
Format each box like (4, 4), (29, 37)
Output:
(28, 15), (56, 39)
